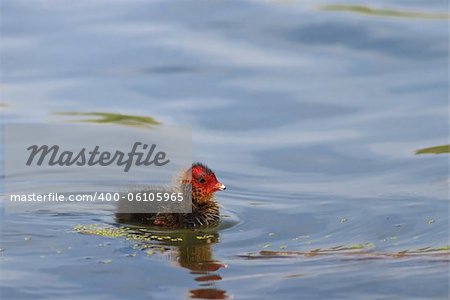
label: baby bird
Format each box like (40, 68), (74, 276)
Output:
(115, 163), (226, 228)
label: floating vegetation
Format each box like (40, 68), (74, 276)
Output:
(56, 112), (160, 128)
(73, 224), (219, 246)
(195, 234), (215, 240)
(74, 224), (129, 238)
(75, 225), (449, 262)
(433, 246), (450, 251)
(73, 224), (187, 243)
(240, 244), (450, 260)
(416, 145), (450, 155)
(319, 4), (449, 20)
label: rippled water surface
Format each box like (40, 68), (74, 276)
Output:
(1, 0), (449, 299)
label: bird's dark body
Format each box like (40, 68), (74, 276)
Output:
(115, 200), (220, 228)
(115, 163), (223, 228)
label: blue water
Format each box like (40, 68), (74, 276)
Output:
(1, 0), (449, 299)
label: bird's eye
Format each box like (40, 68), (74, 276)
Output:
(198, 178), (206, 184)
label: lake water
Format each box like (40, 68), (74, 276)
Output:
(0, 0), (449, 299)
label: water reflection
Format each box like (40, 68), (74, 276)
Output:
(106, 225), (230, 299)
(1, 0), (448, 298)
(170, 232), (229, 299)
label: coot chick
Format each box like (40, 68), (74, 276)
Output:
(115, 163), (226, 228)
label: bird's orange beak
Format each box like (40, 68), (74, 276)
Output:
(215, 182), (226, 191)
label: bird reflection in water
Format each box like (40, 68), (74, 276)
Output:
(110, 222), (231, 299)
(166, 230), (229, 299)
